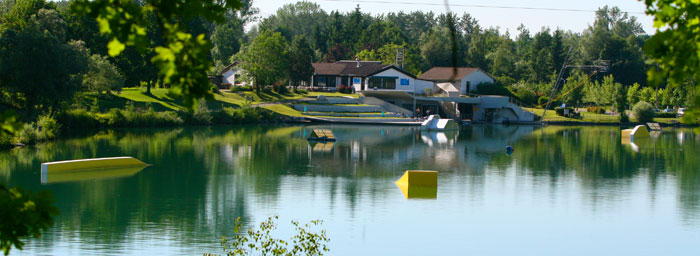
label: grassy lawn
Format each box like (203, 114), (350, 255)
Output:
(82, 88), (357, 114)
(525, 107), (683, 124)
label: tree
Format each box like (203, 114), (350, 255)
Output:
(560, 71), (588, 106)
(0, 10), (87, 118)
(644, 0), (700, 123)
(71, 0), (244, 109)
(613, 82), (628, 121)
(236, 30), (289, 93)
(83, 54), (125, 94)
(288, 35), (314, 89)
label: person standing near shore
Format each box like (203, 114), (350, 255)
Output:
(415, 108), (420, 119)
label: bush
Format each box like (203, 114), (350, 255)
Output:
(35, 114), (60, 141)
(517, 88), (537, 106)
(294, 88), (308, 94)
(476, 82), (515, 97)
(230, 86), (253, 92)
(262, 87), (273, 94)
(13, 114), (61, 144)
(337, 84), (352, 94)
(107, 107), (183, 127)
(191, 100), (213, 125)
(632, 101), (655, 123)
(217, 216), (329, 256)
(15, 124), (37, 144)
(58, 108), (102, 129)
(655, 112), (677, 118)
(586, 106), (606, 114)
(538, 96), (561, 109)
(273, 84), (289, 94)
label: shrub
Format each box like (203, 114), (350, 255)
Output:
(15, 124), (37, 144)
(262, 87), (273, 94)
(655, 112), (677, 118)
(632, 101), (655, 123)
(58, 109), (103, 129)
(217, 216), (329, 256)
(294, 88), (308, 94)
(337, 84), (352, 94)
(273, 84), (289, 94)
(13, 114), (61, 144)
(230, 86), (253, 92)
(517, 88), (537, 106)
(538, 96), (561, 109)
(586, 106), (606, 114)
(35, 114), (60, 141)
(106, 107), (183, 127)
(476, 82), (515, 97)
(191, 100), (213, 125)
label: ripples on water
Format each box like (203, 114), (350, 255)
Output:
(2, 125), (699, 255)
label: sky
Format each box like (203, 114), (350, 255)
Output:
(251, 0), (656, 35)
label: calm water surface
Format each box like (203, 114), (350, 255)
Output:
(2, 125), (699, 255)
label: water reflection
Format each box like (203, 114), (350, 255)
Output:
(0, 125), (698, 255)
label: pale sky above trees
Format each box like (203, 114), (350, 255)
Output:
(253, 0), (655, 36)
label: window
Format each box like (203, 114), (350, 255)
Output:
(368, 77), (397, 89)
(466, 81), (471, 92)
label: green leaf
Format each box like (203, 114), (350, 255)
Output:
(107, 38), (126, 56)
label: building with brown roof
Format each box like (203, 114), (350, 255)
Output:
(419, 67), (495, 94)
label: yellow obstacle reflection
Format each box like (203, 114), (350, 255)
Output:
(395, 170), (438, 199)
(395, 183), (437, 199)
(41, 166), (148, 184)
(41, 157), (150, 184)
(312, 142), (335, 153)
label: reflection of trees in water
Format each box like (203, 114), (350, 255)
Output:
(502, 126), (700, 222)
(2, 125), (699, 249)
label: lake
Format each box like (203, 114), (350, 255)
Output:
(2, 125), (699, 255)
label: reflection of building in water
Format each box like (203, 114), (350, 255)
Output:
(303, 125), (539, 173)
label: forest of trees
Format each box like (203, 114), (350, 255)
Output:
(0, 0), (697, 119)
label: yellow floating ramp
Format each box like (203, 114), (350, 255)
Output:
(308, 129), (336, 141)
(395, 170), (438, 199)
(41, 156), (148, 173)
(621, 125), (649, 142)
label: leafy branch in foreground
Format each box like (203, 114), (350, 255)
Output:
(71, 0), (243, 109)
(643, 0), (700, 124)
(216, 216), (330, 256)
(0, 184), (59, 256)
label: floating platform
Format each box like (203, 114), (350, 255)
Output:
(307, 129), (336, 141)
(41, 157), (149, 184)
(421, 115), (458, 131)
(646, 122), (662, 132)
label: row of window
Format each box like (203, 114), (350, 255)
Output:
(313, 76), (412, 89)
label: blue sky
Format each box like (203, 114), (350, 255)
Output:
(252, 0), (655, 35)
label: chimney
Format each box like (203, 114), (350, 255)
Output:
(355, 57), (360, 68)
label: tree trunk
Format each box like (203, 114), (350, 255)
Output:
(146, 81), (152, 95)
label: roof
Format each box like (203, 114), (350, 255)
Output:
(365, 65), (418, 79)
(221, 61), (239, 74)
(312, 60), (387, 77)
(418, 67), (491, 81)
